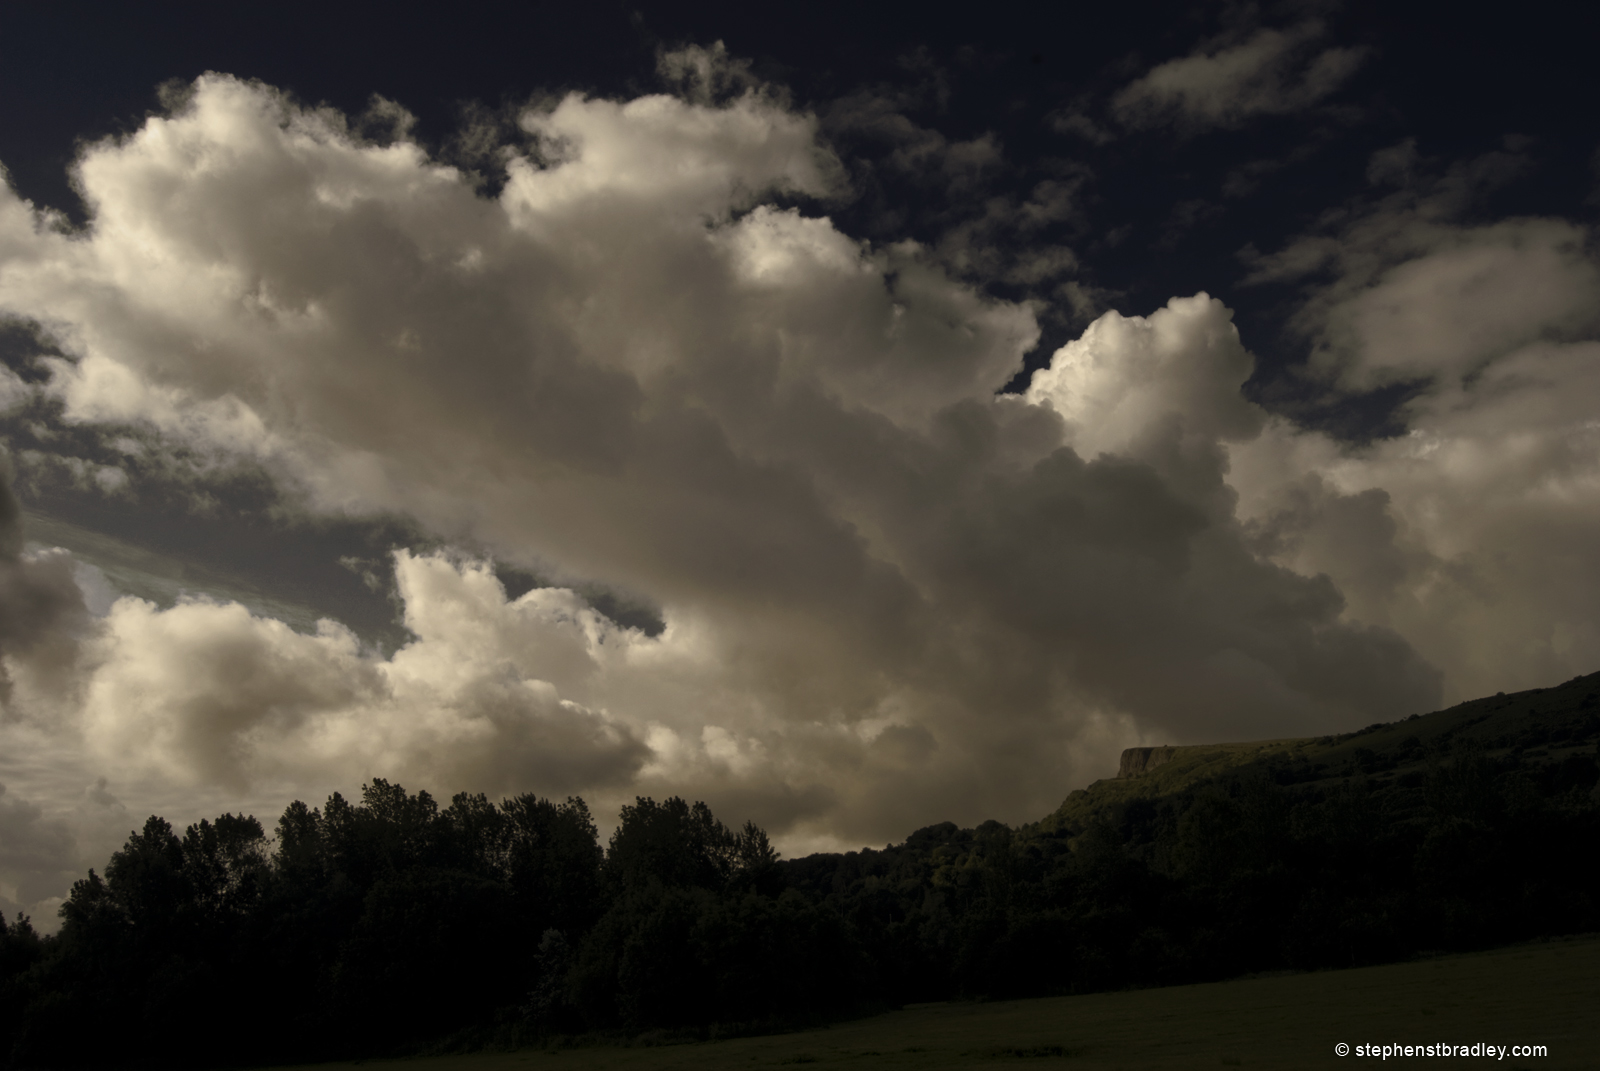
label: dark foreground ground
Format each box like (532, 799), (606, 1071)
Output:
(258, 933), (1600, 1071)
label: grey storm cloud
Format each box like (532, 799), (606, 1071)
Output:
(0, 782), (77, 905)
(0, 53), (1591, 868)
(0, 459), (90, 705)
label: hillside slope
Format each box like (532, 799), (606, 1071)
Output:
(1038, 670), (1600, 837)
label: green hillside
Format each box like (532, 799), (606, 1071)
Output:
(1038, 670), (1600, 838)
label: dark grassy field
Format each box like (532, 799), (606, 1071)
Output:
(258, 933), (1599, 1071)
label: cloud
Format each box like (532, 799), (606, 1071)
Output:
(74, 552), (650, 796)
(824, 87), (997, 189)
(1242, 143), (1600, 393)
(0, 459), (91, 707)
(931, 177), (1089, 285)
(1015, 295), (1436, 724)
(0, 781), (77, 912)
(1047, 107), (1114, 146)
(1230, 375), (1600, 703)
(0, 768), (137, 934)
(1228, 148), (1600, 701)
(655, 41), (761, 105)
(1027, 294), (1265, 464)
(0, 68), (1453, 860)
(823, 85), (1087, 289)
(1113, 21), (1366, 132)
(1244, 153), (1600, 391)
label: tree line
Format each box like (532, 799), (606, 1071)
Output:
(1, 737), (1597, 1068)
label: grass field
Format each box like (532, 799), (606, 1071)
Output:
(259, 934), (1599, 1071)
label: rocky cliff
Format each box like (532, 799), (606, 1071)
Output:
(1118, 745), (1178, 778)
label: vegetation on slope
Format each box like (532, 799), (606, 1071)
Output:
(1041, 670), (1600, 836)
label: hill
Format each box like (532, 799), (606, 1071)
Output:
(1037, 670), (1600, 838)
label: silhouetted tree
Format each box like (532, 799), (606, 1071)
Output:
(605, 796), (736, 893)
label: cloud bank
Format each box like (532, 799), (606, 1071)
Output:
(0, 62), (1592, 892)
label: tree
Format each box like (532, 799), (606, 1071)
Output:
(502, 794), (603, 935)
(605, 796), (736, 892)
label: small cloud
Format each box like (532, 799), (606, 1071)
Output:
(1222, 158), (1289, 199)
(1366, 138), (1422, 187)
(83, 777), (124, 811)
(940, 133), (1005, 193)
(1004, 246), (1079, 286)
(356, 95), (417, 142)
(1052, 280), (1117, 326)
(1047, 108), (1114, 146)
(1112, 21), (1367, 133)
(338, 555), (386, 594)
(657, 40), (760, 104)
(1155, 197), (1225, 250)
(0, 781), (79, 908)
(1237, 236), (1343, 285)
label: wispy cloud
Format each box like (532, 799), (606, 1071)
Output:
(1112, 20), (1366, 133)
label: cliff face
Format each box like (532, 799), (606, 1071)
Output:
(1118, 745), (1178, 779)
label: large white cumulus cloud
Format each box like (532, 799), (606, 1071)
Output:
(0, 67), (1463, 859)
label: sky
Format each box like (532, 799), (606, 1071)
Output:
(1, 0), (1598, 926)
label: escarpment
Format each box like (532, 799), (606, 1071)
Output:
(1118, 745), (1177, 778)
